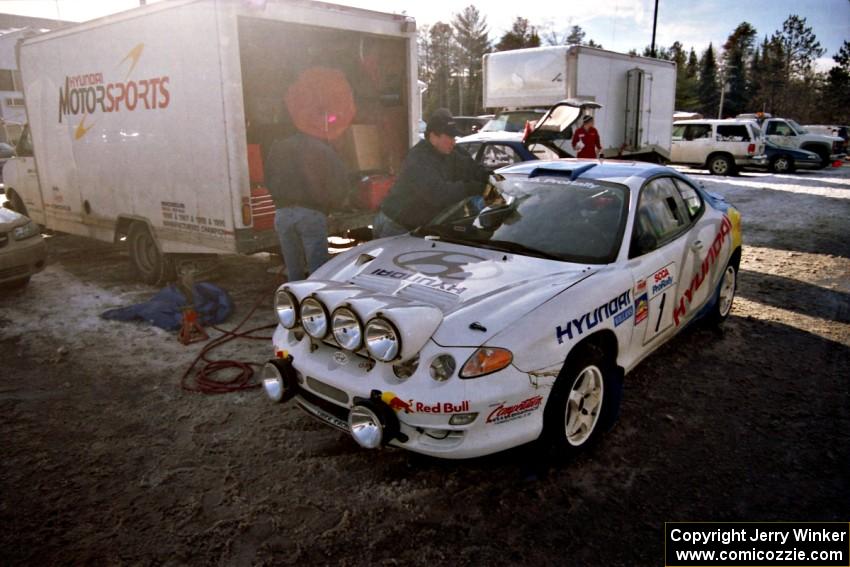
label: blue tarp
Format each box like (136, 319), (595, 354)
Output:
(100, 282), (233, 331)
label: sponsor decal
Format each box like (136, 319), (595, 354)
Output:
(392, 251), (502, 280)
(160, 201), (231, 237)
(555, 289), (631, 344)
(673, 215), (732, 326)
(380, 392), (469, 414)
(650, 265), (674, 297)
(635, 278), (647, 296)
(58, 43), (171, 139)
(634, 293), (649, 325)
(332, 351), (349, 366)
(370, 268), (468, 295)
(613, 306), (634, 327)
(486, 395), (544, 424)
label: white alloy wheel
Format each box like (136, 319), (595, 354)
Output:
(717, 265), (736, 318)
(565, 365), (605, 446)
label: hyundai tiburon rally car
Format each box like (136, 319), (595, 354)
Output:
(262, 159), (742, 459)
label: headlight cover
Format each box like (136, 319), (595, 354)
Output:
(300, 297), (328, 338)
(13, 221), (40, 240)
(274, 289), (299, 329)
(365, 317), (401, 362)
(331, 307), (363, 350)
(429, 354), (456, 382)
(460, 347), (513, 379)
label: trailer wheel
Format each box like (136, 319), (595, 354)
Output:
(128, 223), (174, 285)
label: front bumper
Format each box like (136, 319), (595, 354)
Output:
(0, 234), (46, 283)
(267, 325), (554, 459)
(735, 154), (768, 166)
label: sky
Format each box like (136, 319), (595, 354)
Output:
(1, 0), (847, 70)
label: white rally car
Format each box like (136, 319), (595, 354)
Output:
(262, 159), (742, 459)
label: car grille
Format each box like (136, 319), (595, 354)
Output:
(305, 376), (349, 404)
(294, 385), (350, 432)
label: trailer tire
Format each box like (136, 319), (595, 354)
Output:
(128, 223), (174, 285)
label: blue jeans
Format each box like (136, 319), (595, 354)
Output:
(373, 210), (409, 239)
(274, 206), (329, 282)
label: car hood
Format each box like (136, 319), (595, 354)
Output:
(0, 206), (28, 230)
(305, 235), (596, 349)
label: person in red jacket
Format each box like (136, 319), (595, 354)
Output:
(571, 115), (602, 159)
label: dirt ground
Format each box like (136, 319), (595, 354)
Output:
(1, 165), (849, 566)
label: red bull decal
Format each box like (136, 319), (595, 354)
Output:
(486, 396), (543, 424)
(381, 391), (413, 413)
(673, 215), (732, 326)
(57, 43), (171, 138)
(380, 392), (469, 414)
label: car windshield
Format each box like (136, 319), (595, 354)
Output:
(415, 176), (629, 264)
(787, 120), (807, 135)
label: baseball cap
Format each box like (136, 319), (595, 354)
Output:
(426, 108), (462, 137)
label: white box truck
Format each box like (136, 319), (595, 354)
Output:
(483, 45), (676, 161)
(4, 0), (418, 283)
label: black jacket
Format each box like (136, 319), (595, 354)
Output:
(265, 132), (349, 213)
(380, 139), (488, 229)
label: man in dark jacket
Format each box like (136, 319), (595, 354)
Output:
(265, 130), (349, 281)
(374, 108), (489, 237)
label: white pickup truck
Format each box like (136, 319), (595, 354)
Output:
(736, 114), (845, 168)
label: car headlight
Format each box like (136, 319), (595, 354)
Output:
(460, 347), (513, 379)
(300, 297), (328, 339)
(331, 307), (363, 350)
(13, 221), (40, 240)
(364, 317), (401, 361)
(274, 289), (299, 329)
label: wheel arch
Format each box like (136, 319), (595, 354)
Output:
(704, 151), (734, 167)
(116, 215), (160, 249)
(559, 329), (624, 379)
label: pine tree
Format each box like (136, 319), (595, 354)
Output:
(698, 43), (719, 117)
(671, 42), (699, 111)
(721, 22), (757, 117)
(452, 5), (491, 115)
(495, 17), (540, 51)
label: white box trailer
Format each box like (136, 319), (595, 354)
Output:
(5, 0), (418, 283)
(483, 45), (676, 160)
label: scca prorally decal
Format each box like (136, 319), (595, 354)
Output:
(673, 215), (732, 326)
(370, 268), (467, 295)
(58, 43), (171, 137)
(486, 395), (543, 424)
(650, 265), (674, 297)
(555, 289), (631, 344)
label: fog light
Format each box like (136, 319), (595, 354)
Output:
(429, 354), (456, 382)
(349, 404), (384, 448)
(261, 359), (297, 403)
(449, 412), (478, 426)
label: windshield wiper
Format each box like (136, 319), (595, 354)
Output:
(474, 239), (562, 260)
(414, 226), (479, 246)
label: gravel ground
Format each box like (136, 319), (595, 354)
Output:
(1, 164), (848, 566)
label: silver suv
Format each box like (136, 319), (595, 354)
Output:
(671, 119), (767, 175)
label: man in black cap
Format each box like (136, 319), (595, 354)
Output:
(374, 108), (489, 238)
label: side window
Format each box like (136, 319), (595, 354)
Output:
(631, 177), (691, 257)
(457, 142), (481, 159)
(767, 121), (794, 136)
(716, 124), (750, 142)
(684, 124), (712, 140)
(672, 125), (686, 141)
(481, 144), (523, 169)
(672, 178), (704, 219)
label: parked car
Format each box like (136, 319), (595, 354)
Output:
(261, 159), (742, 459)
(757, 141), (822, 173)
(456, 100), (598, 170)
(671, 119), (767, 175)
(479, 109), (546, 133)
(0, 206), (46, 288)
(736, 114), (844, 167)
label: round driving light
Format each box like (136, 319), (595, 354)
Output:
(300, 297), (328, 338)
(332, 307), (363, 350)
(260, 360), (296, 403)
(274, 289), (299, 329)
(365, 318), (400, 361)
(429, 354), (456, 382)
(348, 404), (384, 448)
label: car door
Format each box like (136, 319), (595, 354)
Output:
(682, 123), (714, 164)
(626, 175), (704, 351)
(764, 120), (796, 148)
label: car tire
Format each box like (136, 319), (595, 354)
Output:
(705, 261), (737, 326)
(708, 154), (735, 176)
(770, 155), (795, 174)
(128, 222), (175, 285)
(542, 343), (622, 456)
(810, 147), (831, 169)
